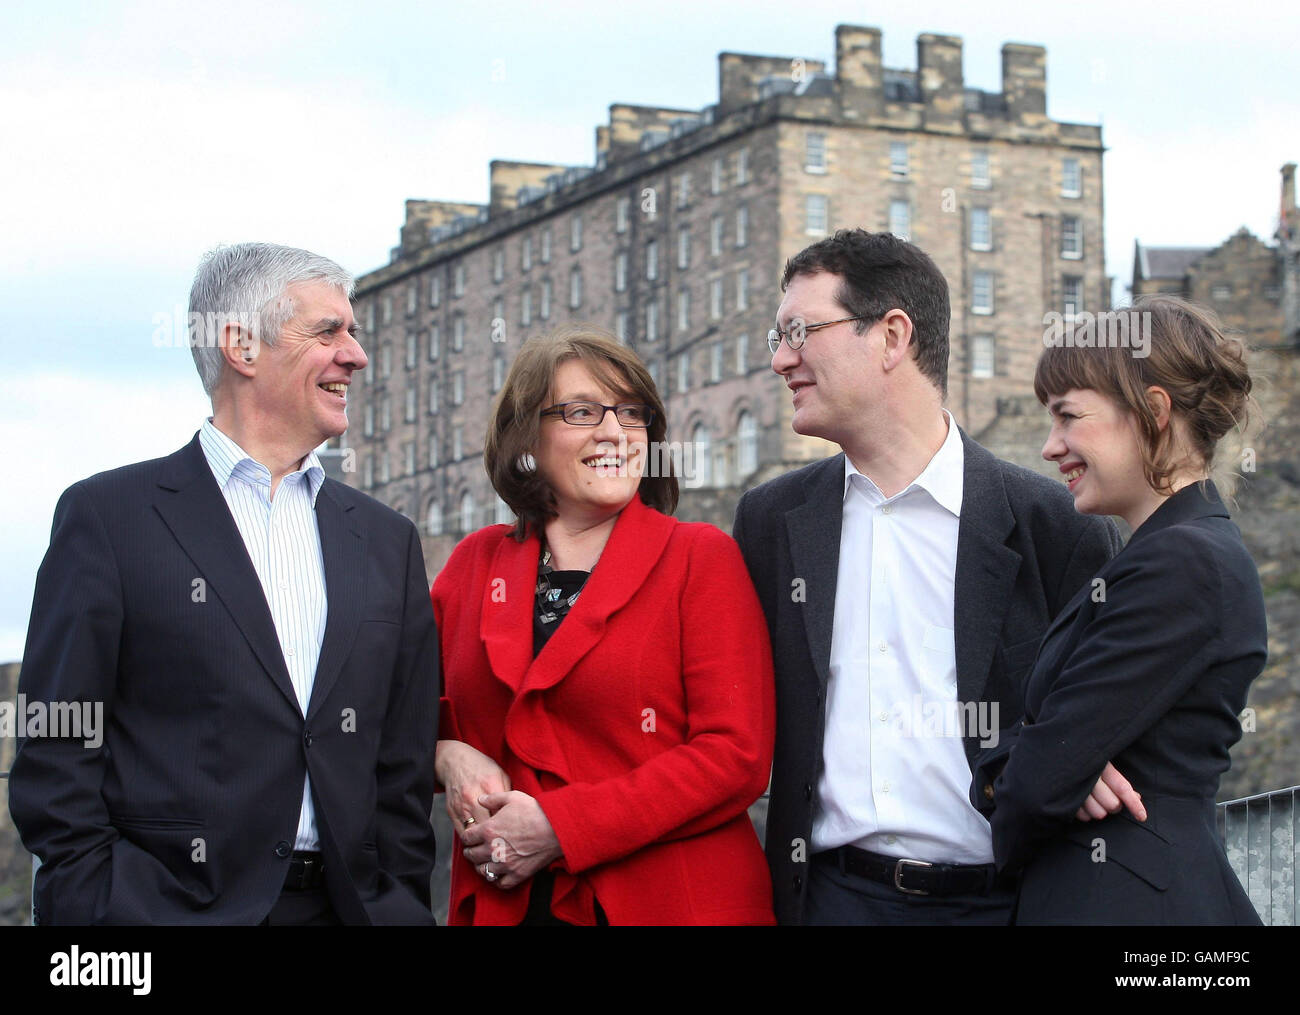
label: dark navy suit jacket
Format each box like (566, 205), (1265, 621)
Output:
(973, 481), (1266, 925)
(9, 434), (439, 925)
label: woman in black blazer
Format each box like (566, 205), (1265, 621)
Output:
(973, 295), (1266, 924)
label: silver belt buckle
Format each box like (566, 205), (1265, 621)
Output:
(893, 858), (933, 895)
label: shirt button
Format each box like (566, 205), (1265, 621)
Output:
(881, 504), (893, 515)
(878, 642), (888, 653)
(286, 647), (295, 657)
(879, 711), (889, 723)
(279, 580), (288, 590)
(881, 780), (891, 793)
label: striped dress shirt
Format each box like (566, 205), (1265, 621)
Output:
(199, 418), (327, 852)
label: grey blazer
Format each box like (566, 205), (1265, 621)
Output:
(732, 429), (1120, 925)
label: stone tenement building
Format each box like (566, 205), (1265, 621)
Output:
(347, 24), (1106, 574)
(1132, 162), (1300, 348)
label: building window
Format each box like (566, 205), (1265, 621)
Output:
(459, 491), (474, 533)
(453, 371), (465, 405)
(407, 284), (417, 316)
(541, 279), (552, 319)
(735, 205), (748, 248)
(380, 342), (392, 378)
(806, 194), (828, 235)
(735, 334), (749, 375)
(972, 271), (994, 315)
(805, 131), (827, 173)
(677, 226), (691, 270)
(675, 172), (691, 209)
(736, 268), (750, 311)
(1062, 157), (1082, 198)
(1062, 276), (1083, 319)
(735, 147), (749, 185)
(452, 425), (463, 461)
(426, 500), (443, 536)
(428, 436), (439, 469)
(645, 239), (658, 281)
(1211, 284), (1232, 301)
(405, 332), (418, 370)
(737, 410), (757, 475)
(492, 356), (505, 392)
(711, 157), (724, 194)
(428, 377), (439, 415)
(363, 455), (374, 490)
(364, 403), (374, 437)
(615, 311), (628, 344)
(428, 323), (440, 361)
(677, 352), (690, 393)
(614, 251), (628, 292)
(1061, 216), (1083, 259)
(366, 302), (376, 332)
(710, 215), (723, 256)
(404, 441), (415, 476)
(677, 288), (691, 332)
(971, 148), (991, 189)
(889, 141), (909, 177)
(380, 395), (391, 432)
(648, 359), (661, 391)
(492, 247), (504, 283)
(710, 278), (724, 319)
(453, 264), (465, 297)
(452, 314), (464, 351)
(541, 227), (552, 263)
(405, 387), (416, 422)
(710, 342), (723, 383)
(494, 497), (512, 525)
(570, 214), (582, 252)
(492, 296), (505, 334)
(692, 423), (712, 486)
(616, 196), (630, 234)
(378, 454), (390, 486)
(382, 295), (392, 325)
(429, 274), (441, 307)
(971, 335), (994, 379)
(889, 200), (910, 241)
(521, 235), (532, 271)
(569, 266), (583, 309)
(646, 300), (659, 342)
(521, 287), (532, 326)
(970, 207), (992, 251)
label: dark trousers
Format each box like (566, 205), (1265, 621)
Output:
(804, 852), (1015, 926)
(260, 885), (342, 926)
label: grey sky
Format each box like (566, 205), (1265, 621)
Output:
(1, 0), (1296, 659)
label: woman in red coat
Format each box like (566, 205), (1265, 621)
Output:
(431, 324), (776, 925)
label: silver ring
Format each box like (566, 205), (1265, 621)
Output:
(482, 865), (498, 882)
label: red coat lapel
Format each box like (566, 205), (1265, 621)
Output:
(479, 528), (540, 697)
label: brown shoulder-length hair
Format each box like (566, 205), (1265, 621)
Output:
(1034, 294), (1255, 495)
(484, 324), (679, 539)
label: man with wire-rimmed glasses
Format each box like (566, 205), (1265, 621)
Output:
(732, 229), (1118, 926)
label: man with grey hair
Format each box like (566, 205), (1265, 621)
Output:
(10, 242), (440, 925)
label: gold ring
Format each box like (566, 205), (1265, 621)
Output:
(463, 816), (477, 828)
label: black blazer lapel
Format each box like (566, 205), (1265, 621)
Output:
(307, 481), (365, 721)
(953, 432), (1022, 709)
(784, 455), (845, 689)
(152, 435), (299, 714)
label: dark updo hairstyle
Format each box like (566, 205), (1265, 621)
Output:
(1033, 294), (1255, 495)
(484, 324), (678, 540)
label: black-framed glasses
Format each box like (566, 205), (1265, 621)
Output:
(767, 316), (872, 354)
(540, 401), (656, 427)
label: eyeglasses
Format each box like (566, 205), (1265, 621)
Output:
(539, 401), (656, 427)
(767, 316), (871, 354)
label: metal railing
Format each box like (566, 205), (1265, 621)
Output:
(1218, 785), (1299, 926)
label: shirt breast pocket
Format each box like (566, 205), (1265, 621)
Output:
(921, 623), (957, 695)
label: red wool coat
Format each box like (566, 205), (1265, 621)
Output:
(431, 494), (776, 925)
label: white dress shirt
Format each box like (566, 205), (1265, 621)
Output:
(813, 410), (995, 864)
(199, 419), (327, 852)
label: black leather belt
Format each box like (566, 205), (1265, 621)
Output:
(283, 851), (326, 891)
(817, 845), (1004, 897)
